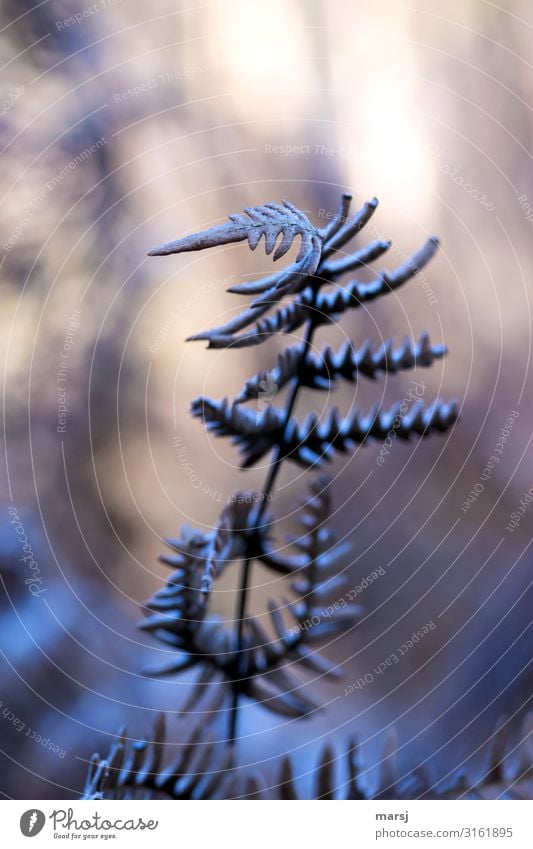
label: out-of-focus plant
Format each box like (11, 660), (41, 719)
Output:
(85, 193), (464, 798)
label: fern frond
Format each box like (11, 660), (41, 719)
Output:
(375, 716), (533, 801)
(128, 190), (464, 796)
(140, 529), (211, 662)
(149, 201), (323, 302)
(148, 201), (318, 260)
(139, 480), (359, 719)
(271, 713), (533, 800)
(141, 496), (269, 674)
(188, 234), (439, 349)
(318, 191), (353, 241)
(187, 298), (310, 348)
(320, 239), (391, 279)
(85, 712), (533, 800)
(198, 496), (251, 594)
(322, 196), (379, 257)
(191, 396), (458, 468)
(83, 712), (233, 800)
(282, 399), (458, 468)
(314, 236), (440, 321)
(239, 480), (360, 716)
(234, 346), (302, 404)
(225, 206), (388, 297)
(234, 333), (446, 403)
(190, 397), (284, 466)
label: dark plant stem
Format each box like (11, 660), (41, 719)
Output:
(228, 299), (320, 746)
(229, 555), (252, 744)
(256, 318), (316, 517)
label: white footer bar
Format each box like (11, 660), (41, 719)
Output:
(4, 799), (532, 848)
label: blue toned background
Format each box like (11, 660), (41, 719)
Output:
(0, 0), (531, 798)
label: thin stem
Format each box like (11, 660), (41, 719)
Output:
(227, 294), (320, 746)
(229, 556), (252, 745)
(255, 317), (316, 523)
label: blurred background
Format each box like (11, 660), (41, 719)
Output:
(0, 0), (532, 798)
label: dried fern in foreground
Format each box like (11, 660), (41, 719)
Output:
(84, 712), (532, 800)
(85, 193), (460, 798)
(83, 713), (234, 800)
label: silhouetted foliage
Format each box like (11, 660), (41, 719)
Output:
(86, 193), (460, 798)
(85, 711), (533, 800)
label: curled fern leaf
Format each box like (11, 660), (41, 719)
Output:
(148, 201), (319, 261)
(149, 201), (323, 301)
